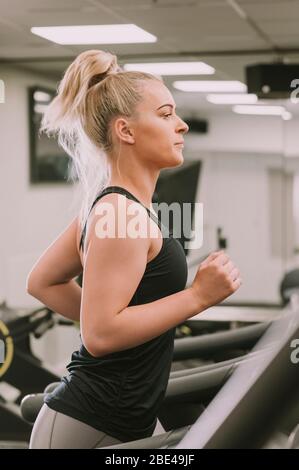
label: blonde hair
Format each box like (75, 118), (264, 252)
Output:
(41, 49), (162, 231)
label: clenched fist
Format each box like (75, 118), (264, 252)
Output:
(191, 251), (242, 311)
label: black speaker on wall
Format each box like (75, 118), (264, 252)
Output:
(246, 62), (299, 98)
(183, 118), (208, 134)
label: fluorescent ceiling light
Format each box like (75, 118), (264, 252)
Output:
(282, 111), (292, 120)
(124, 62), (215, 75)
(233, 105), (287, 116)
(33, 91), (52, 102)
(31, 24), (157, 45)
(207, 93), (257, 104)
(34, 104), (49, 114)
(173, 81), (246, 92)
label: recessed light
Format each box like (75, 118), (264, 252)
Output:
(282, 111), (292, 120)
(173, 81), (247, 92)
(31, 24), (157, 45)
(233, 105), (287, 116)
(207, 94), (257, 104)
(124, 62), (215, 75)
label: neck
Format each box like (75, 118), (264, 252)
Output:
(108, 176), (158, 210)
(108, 155), (160, 209)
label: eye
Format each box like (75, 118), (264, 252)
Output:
(163, 113), (172, 119)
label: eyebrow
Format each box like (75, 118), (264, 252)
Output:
(157, 104), (176, 110)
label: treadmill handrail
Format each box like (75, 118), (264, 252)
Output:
(173, 322), (269, 360)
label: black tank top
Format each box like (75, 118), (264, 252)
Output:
(45, 186), (188, 442)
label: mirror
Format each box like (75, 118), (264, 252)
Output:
(28, 86), (71, 184)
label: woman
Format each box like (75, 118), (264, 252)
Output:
(27, 50), (241, 448)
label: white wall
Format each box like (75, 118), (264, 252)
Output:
(183, 112), (299, 303)
(184, 112), (285, 154)
(0, 66), (81, 368)
(185, 151), (288, 303)
(0, 65), (80, 308)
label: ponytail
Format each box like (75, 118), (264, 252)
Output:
(40, 49), (161, 231)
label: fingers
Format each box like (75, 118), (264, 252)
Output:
(213, 252), (231, 266)
(232, 277), (242, 290)
(200, 250), (224, 267)
(211, 253), (238, 273)
(200, 251), (242, 290)
(222, 260), (241, 286)
(201, 251), (230, 268)
(228, 267), (240, 281)
(223, 260), (234, 274)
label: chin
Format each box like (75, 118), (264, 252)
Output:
(158, 151), (184, 170)
(172, 152), (184, 167)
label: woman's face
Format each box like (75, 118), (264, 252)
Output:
(131, 80), (189, 169)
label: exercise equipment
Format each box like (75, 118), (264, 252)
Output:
(280, 268), (299, 306)
(101, 277), (299, 449)
(18, 267), (299, 448)
(19, 320), (269, 425)
(172, 321), (268, 363)
(101, 308), (299, 449)
(0, 302), (70, 442)
(0, 302), (61, 399)
(20, 352), (255, 426)
(20, 335), (268, 429)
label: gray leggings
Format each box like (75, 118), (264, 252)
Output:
(30, 404), (165, 449)
(29, 404), (123, 449)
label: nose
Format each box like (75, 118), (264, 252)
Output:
(176, 115), (189, 135)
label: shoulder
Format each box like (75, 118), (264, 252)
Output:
(84, 192), (151, 256)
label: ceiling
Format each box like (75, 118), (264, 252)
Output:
(1, 0), (299, 115)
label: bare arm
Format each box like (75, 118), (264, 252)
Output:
(80, 194), (241, 357)
(26, 216), (83, 322)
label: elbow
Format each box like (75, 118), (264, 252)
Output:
(83, 334), (111, 359)
(26, 273), (42, 297)
(26, 275), (35, 296)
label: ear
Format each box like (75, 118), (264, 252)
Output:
(114, 117), (135, 145)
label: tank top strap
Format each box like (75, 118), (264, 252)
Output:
(79, 186), (161, 252)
